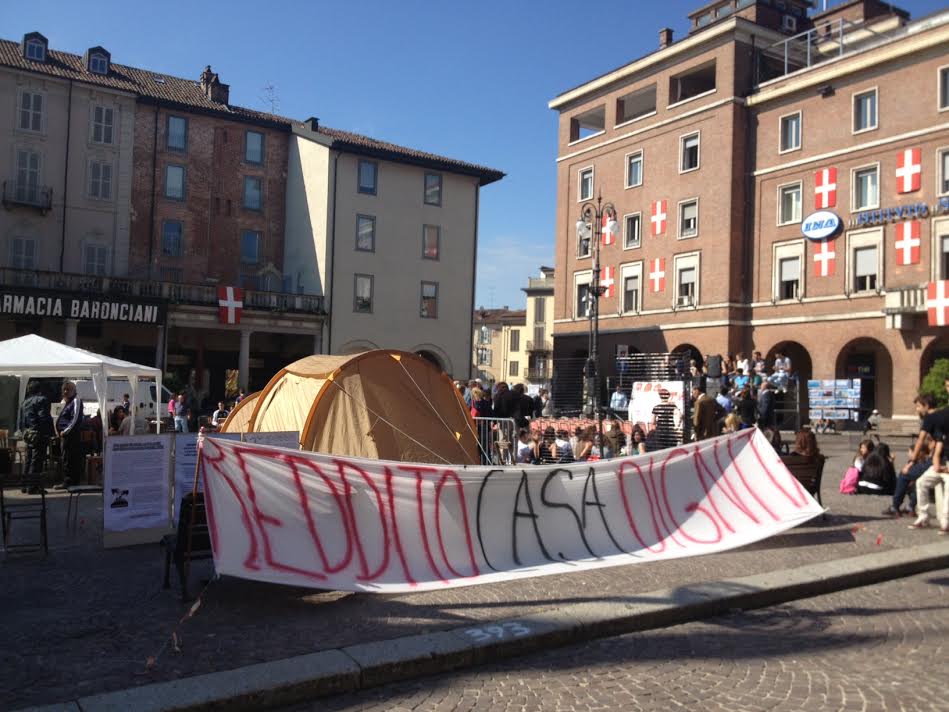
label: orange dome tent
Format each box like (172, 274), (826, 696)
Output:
(238, 351), (479, 465)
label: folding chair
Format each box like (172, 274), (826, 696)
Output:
(0, 462), (48, 555)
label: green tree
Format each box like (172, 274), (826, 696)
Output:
(920, 358), (949, 408)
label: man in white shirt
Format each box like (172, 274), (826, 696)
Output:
(609, 385), (629, 418)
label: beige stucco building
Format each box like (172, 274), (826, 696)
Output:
(522, 266), (555, 385)
(285, 118), (503, 377)
(472, 308), (526, 385)
(1, 34), (134, 283)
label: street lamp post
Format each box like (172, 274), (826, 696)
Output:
(575, 195), (618, 440)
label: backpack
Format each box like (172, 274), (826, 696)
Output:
(839, 466), (859, 494)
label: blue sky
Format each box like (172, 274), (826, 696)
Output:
(7, 0), (945, 309)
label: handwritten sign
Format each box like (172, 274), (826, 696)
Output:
(199, 429), (821, 593)
(242, 431), (300, 450)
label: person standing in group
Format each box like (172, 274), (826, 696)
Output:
(757, 381), (777, 430)
(735, 387), (757, 429)
(173, 393), (189, 433)
(211, 401), (229, 428)
(54, 381), (84, 489)
(17, 381), (53, 480)
(691, 385), (721, 441)
(650, 388), (682, 448)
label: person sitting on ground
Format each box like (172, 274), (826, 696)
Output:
(864, 409), (882, 435)
(629, 425), (648, 455)
(885, 436), (932, 516)
(574, 426), (595, 461)
(515, 428), (535, 465)
(791, 429), (820, 460)
(723, 412), (741, 434)
(854, 438), (874, 472)
(553, 429), (575, 464)
(535, 427), (557, 465)
(604, 419), (625, 456)
(858, 443), (896, 495)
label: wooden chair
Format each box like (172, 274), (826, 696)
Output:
(780, 453), (826, 508)
(0, 466), (48, 555)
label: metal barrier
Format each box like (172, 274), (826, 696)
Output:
(473, 417), (518, 466)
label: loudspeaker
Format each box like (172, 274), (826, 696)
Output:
(706, 354), (722, 378)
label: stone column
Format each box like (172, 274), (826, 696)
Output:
(239, 330), (252, 392)
(64, 319), (78, 346)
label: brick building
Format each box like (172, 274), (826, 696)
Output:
(548, 0), (949, 419)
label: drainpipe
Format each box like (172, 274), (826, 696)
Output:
(468, 184), (480, 379)
(145, 105), (158, 279)
(325, 150), (340, 353)
(58, 79), (73, 272)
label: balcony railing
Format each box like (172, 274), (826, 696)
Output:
(883, 283), (926, 330)
(2, 181), (53, 213)
(526, 368), (551, 381)
(0, 268), (325, 315)
(526, 339), (552, 352)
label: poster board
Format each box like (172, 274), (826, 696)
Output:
(627, 381), (685, 447)
(102, 434), (173, 548)
(807, 378), (862, 422)
(242, 431), (300, 450)
(172, 432), (241, 524)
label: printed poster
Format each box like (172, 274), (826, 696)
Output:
(103, 435), (172, 533)
(173, 432), (241, 524)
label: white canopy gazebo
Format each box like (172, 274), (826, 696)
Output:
(0, 334), (162, 436)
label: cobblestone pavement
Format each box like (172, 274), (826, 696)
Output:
(297, 572), (949, 712)
(1, 436), (939, 709)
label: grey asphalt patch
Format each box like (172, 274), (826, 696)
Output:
(27, 540), (949, 712)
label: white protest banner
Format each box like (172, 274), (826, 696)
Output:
(200, 429), (822, 593)
(242, 431), (300, 450)
(173, 432), (241, 524)
(103, 434), (172, 535)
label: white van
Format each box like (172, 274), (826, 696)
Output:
(73, 378), (174, 431)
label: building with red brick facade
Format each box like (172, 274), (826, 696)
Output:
(548, 0), (949, 420)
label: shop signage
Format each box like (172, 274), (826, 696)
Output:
(0, 288), (166, 324)
(801, 210), (842, 240)
(853, 197), (949, 228)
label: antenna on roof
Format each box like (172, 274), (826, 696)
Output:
(260, 83), (280, 115)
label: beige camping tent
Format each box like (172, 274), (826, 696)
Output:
(239, 351), (479, 465)
(219, 391), (259, 434)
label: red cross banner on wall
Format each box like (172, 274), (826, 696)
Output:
(814, 167), (837, 209)
(649, 258), (665, 292)
(895, 221), (921, 266)
(896, 147), (921, 194)
(813, 239), (835, 277)
(601, 213), (616, 246)
(599, 266), (615, 298)
(218, 286), (244, 325)
(650, 200), (667, 236)
(927, 281), (949, 327)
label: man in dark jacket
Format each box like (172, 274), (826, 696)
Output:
(757, 382), (777, 430)
(17, 381), (52, 477)
(491, 382), (514, 419)
(510, 383), (534, 428)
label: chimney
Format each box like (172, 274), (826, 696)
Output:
(199, 65), (230, 105)
(306, 116), (320, 132)
(659, 27), (674, 48)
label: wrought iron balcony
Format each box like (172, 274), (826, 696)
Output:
(883, 283), (926, 330)
(526, 368), (551, 381)
(526, 339), (552, 352)
(2, 180), (53, 213)
(0, 268), (325, 316)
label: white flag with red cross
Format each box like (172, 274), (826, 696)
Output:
(218, 286), (244, 325)
(601, 213), (616, 246)
(650, 200), (667, 236)
(896, 148), (921, 193)
(814, 166), (837, 209)
(895, 221), (921, 266)
(927, 281), (949, 327)
(813, 239), (835, 277)
(599, 266), (615, 298)
(649, 258), (666, 292)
